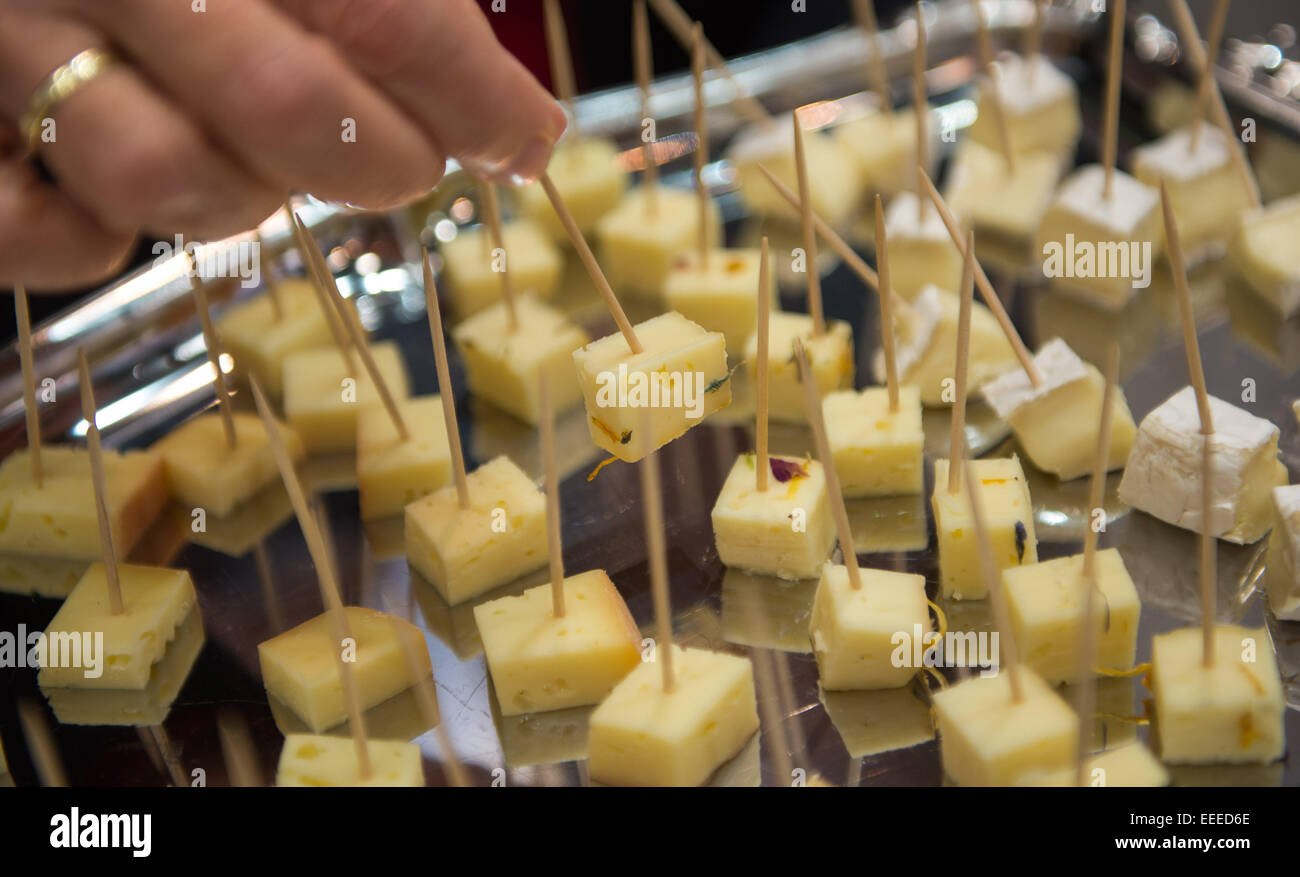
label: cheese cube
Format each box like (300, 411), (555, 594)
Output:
(441, 219), (562, 318)
(663, 248), (775, 357)
(452, 292), (589, 425)
(587, 644), (759, 786)
(515, 137), (628, 240)
(38, 563), (199, 690)
(0, 447), (165, 560)
(405, 455), (547, 605)
(1150, 625), (1285, 764)
(268, 684), (438, 742)
(980, 338), (1137, 480)
(819, 684), (936, 758)
(729, 116), (864, 225)
(932, 664), (1077, 786)
(833, 106), (921, 199)
(711, 453), (835, 580)
(743, 311), (854, 423)
(1118, 387), (1287, 544)
(944, 139), (1063, 246)
(809, 563), (931, 690)
(822, 386), (924, 497)
(873, 285), (1019, 407)
(1133, 124), (1253, 263)
(1002, 548), (1140, 684)
(474, 569), (641, 716)
(0, 555), (88, 599)
(216, 278), (336, 400)
(1265, 486), (1300, 621)
(720, 568), (817, 653)
(281, 341), (411, 454)
(276, 734), (424, 787)
(931, 456), (1038, 600)
(258, 606), (433, 732)
(356, 395), (451, 520)
(884, 191), (964, 300)
(1018, 742), (1171, 786)
(152, 411), (303, 518)
(1036, 164), (1164, 310)
(572, 311), (731, 462)
(968, 53), (1081, 158)
(595, 185), (721, 296)
(1228, 194), (1300, 316)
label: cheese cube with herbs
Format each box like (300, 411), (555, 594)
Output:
(834, 106), (923, 199)
(258, 606), (432, 732)
(1265, 485), (1300, 621)
(282, 341), (411, 454)
(276, 734), (423, 787)
(596, 185), (721, 296)
(0, 447), (165, 560)
(1002, 548), (1140, 684)
(884, 191), (965, 300)
(873, 285), (1019, 407)
(153, 411), (304, 518)
(664, 247), (775, 357)
(441, 219), (562, 318)
(515, 137), (628, 240)
(1150, 625), (1285, 764)
(587, 644), (759, 786)
(572, 311), (731, 462)
(822, 386), (923, 497)
(474, 569), (641, 716)
(216, 278), (336, 400)
(944, 140), (1063, 246)
(1118, 387), (1286, 544)
(744, 311), (853, 423)
(729, 117), (864, 225)
(356, 395), (451, 520)
(711, 453), (834, 580)
(931, 456), (1038, 600)
(968, 53), (1081, 158)
(932, 664), (1077, 786)
(405, 455), (547, 605)
(452, 292), (589, 425)
(1228, 194), (1300, 317)
(980, 338), (1136, 480)
(810, 563), (931, 690)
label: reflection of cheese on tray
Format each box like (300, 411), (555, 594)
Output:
(1265, 486), (1300, 621)
(1017, 742), (1170, 787)
(268, 684), (437, 742)
(819, 683), (935, 758)
(720, 567), (817, 653)
(276, 734), (424, 787)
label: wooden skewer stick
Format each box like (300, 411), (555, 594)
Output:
(249, 374), (371, 779)
(1026, 0), (1047, 80)
(947, 231), (977, 495)
(1188, 0), (1231, 154)
(1100, 0), (1126, 201)
(540, 369), (565, 618)
(17, 698), (67, 787)
(963, 457), (1023, 702)
(755, 236), (772, 492)
(289, 208), (355, 372)
(540, 172), (643, 353)
(691, 23), (710, 270)
(912, 3), (930, 220)
(78, 348), (123, 616)
(972, 0), (994, 69)
(852, 0), (893, 115)
(1081, 343), (1120, 584)
(186, 258), (238, 449)
(633, 0), (659, 213)
(794, 337), (862, 590)
(387, 616), (468, 787)
(919, 169), (1044, 386)
(255, 230), (283, 321)
(478, 179), (518, 332)
(217, 707), (262, 787)
(542, 0), (577, 121)
(971, 1), (1017, 175)
(792, 110), (826, 337)
(423, 250), (471, 509)
(639, 405), (674, 692)
(873, 195), (900, 412)
(15, 285), (42, 487)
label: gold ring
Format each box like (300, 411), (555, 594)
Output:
(19, 48), (118, 152)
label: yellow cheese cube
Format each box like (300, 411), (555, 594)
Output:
(0, 446), (165, 560)
(1229, 194), (1300, 317)
(1017, 741), (1171, 787)
(474, 569), (641, 716)
(884, 191), (964, 300)
(720, 568), (817, 653)
(0, 554), (88, 598)
(268, 684), (438, 742)
(809, 563), (931, 690)
(729, 117), (864, 225)
(1265, 485), (1300, 621)
(356, 396), (451, 521)
(743, 311), (854, 423)
(931, 456), (1038, 600)
(441, 219), (562, 318)
(573, 311), (731, 462)
(276, 734), (424, 787)
(944, 139), (1063, 247)
(216, 278), (336, 400)
(711, 453), (834, 580)
(663, 247), (775, 357)
(1150, 625), (1285, 764)
(452, 292), (589, 425)
(515, 137), (628, 240)
(822, 386), (923, 497)
(595, 185), (721, 296)
(258, 606), (433, 732)
(281, 341), (411, 454)
(405, 455), (547, 605)
(587, 644), (759, 786)
(152, 411), (304, 518)
(968, 53), (1081, 158)
(932, 664), (1077, 786)
(833, 106), (921, 198)
(1002, 548), (1140, 684)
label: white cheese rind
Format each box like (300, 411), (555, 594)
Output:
(1131, 123), (1231, 183)
(1266, 485), (1300, 620)
(1051, 165), (1159, 238)
(981, 337), (1089, 421)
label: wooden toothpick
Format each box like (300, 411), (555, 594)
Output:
(691, 22), (710, 270)
(15, 285), (42, 488)
(633, 0), (659, 212)
(793, 109), (826, 336)
(963, 458), (1023, 701)
(217, 707), (263, 787)
(1101, 0), (1126, 201)
(755, 236), (772, 493)
(77, 349), (123, 616)
(186, 258), (238, 450)
(422, 250), (471, 510)
(912, 2), (930, 220)
(639, 405), (674, 692)
(387, 616), (467, 787)
(948, 231), (976, 495)
(479, 179), (518, 332)
(255, 230), (284, 322)
(542, 0), (577, 122)
(794, 337), (862, 590)
(1188, 0), (1231, 154)
(852, 0), (893, 116)
(540, 369), (565, 618)
(873, 195), (900, 412)
(289, 208), (355, 372)
(325, 289), (409, 442)
(1026, 0), (1047, 75)
(17, 698), (67, 787)
(972, 1), (1016, 175)
(1081, 344), (1120, 584)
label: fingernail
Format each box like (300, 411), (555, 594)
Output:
(495, 135), (557, 188)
